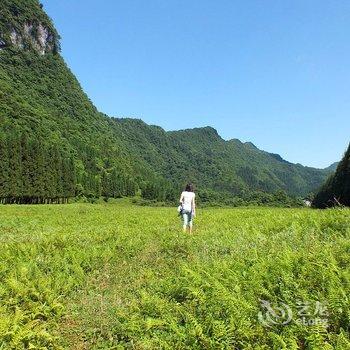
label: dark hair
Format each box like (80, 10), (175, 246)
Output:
(185, 183), (194, 192)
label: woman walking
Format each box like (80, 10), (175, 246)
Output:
(179, 183), (196, 234)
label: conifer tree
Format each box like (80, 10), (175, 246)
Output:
(0, 137), (10, 202)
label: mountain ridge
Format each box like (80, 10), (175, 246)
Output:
(324, 162), (339, 172)
(131, 122), (334, 169)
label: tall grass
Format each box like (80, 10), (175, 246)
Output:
(0, 203), (349, 349)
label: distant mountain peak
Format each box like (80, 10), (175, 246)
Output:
(244, 142), (258, 149)
(198, 126), (220, 137)
(181, 126), (218, 133)
(324, 162), (339, 172)
(170, 126), (222, 140)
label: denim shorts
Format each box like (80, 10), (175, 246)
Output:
(182, 210), (193, 227)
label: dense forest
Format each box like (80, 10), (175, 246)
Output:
(0, 0), (336, 205)
(313, 144), (350, 208)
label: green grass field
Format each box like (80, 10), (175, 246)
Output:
(1, 202), (350, 349)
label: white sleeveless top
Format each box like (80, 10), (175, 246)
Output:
(181, 191), (195, 211)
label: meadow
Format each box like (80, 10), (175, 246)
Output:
(1, 202), (350, 349)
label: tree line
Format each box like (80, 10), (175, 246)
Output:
(0, 133), (75, 204)
(0, 132), (177, 204)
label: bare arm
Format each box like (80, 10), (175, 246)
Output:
(192, 196), (196, 215)
(179, 192), (184, 204)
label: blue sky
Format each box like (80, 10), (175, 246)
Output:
(42, 0), (350, 168)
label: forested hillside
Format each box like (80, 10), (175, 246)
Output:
(0, 0), (333, 204)
(324, 162), (339, 172)
(313, 144), (350, 208)
(108, 119), (331, 200)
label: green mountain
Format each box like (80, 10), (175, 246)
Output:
(0, 0), (332, 204)
(313, 145), (350, 208)
(324, 162), (339, 172)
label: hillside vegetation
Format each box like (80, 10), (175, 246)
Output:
(313, 144), (350, 208)
(0, 0), (333, 205)
(1, 203), (350, 349)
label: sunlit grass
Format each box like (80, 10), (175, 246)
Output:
(0, 203), (349, 349)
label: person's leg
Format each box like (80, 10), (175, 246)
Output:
(188, 212), (193, 234)
(183, 212), (188, 232)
